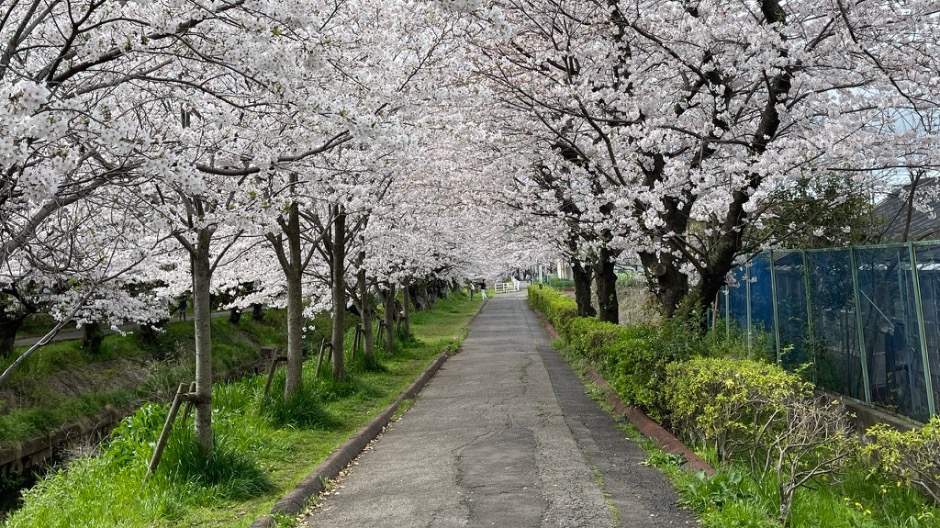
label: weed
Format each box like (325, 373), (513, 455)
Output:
(679, 470), (752, 512)
(645, 451), (684, 469)
(257, 377), (336, 430)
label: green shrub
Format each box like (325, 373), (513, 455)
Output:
(667, 358), (857, 527)
(863, 417), (940, 506)
(528, 285), (577, 336)
(603, 333), (675, 415)
(565, 317), (626, 361)
(616, 271), (645, 288)
(548, 277), (575, 289)
(528, 286), (684, 415)
(665, 357), (812, 462)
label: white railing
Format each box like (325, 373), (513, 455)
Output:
(494, 279), (527, 294)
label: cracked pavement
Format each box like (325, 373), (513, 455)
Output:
(301, 292), (697, 527)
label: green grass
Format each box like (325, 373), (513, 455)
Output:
(5, 292), (481, 528)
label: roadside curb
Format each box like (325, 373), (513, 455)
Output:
(540, 318), (715, 477)
(249, 297), (487, 527)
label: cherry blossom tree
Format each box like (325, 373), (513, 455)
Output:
(476, 0), (940, 322)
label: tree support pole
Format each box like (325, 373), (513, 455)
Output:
(147, 383), (191, 478)
(315, 339), (332, 378)
(263, 355), (289, 398)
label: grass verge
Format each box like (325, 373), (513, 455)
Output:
(4, 293), (480, 528)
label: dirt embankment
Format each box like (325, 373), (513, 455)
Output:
(0, 356), (156, 413)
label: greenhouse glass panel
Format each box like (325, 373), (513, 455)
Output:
(726, 263), (748, 329)
(773, 250), (811, 370)
(856, 246), (931, 422)
(806, 249), (865, 400)
(915, 243), (940, 416)
(748, 252), (775, 358)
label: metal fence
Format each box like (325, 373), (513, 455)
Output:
(721, 242), (940, 423)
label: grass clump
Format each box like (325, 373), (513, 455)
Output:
(255, 372), (337, 430)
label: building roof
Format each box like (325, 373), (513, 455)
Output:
(875, 178), (940, 242)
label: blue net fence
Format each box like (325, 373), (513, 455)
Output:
(721, 242), (940, 423)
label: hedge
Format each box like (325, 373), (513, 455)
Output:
(528, 286), (687, 417)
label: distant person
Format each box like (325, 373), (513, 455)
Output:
(178, 298), (187, 321)
(479, 280), (487, 300)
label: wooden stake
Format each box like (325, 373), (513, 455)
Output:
(315, 339), (332, 378)
(147, 383), (188, 477)
(351, 324), (363, 362)
(377, 321), (385, 344)
(263, 355), (289, 397)
(180, 381), (196, 428)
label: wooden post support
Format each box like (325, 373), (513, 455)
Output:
(351, 324), (363, 362)
(315, 339), (332, 378)
(180, 381), (196, 428)
(259, 346), (276, 361)
(263, 354), (289, 397)
(147, 383), (189, 478)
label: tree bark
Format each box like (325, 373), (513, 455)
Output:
(639, 251), (688, 319)
(0, 315), (25, 359)
(191, 228), (214, 456)
(571, 260), (596, 318)
(401, 281), (411, 339)
(330, 208), (347, 381)
(417, 281), (430, 311)
(594, 249), (619, 324)
(82, 320), (104, 354)
(357, 257), (374, 362)
(383, 282), (396, 354)
(283, 200), (304, 398)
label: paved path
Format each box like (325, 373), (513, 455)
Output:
(302, 292), (696, 527)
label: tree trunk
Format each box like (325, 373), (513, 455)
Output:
(330, 209), (347, 381)
(82, 320), (104, 354)
(639, 251), (688, 319)
(383, 282), (396, 354)
(594, 249), (619, 324)
(417, 282), (430, 311)
(284, 200), (304, 398)
(358, 259), (374, 362)
(401, 281), (411, 339)
(571, 261), (596, 318)
(0, 315), (25, 359)
(191, 229), (214, 456)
